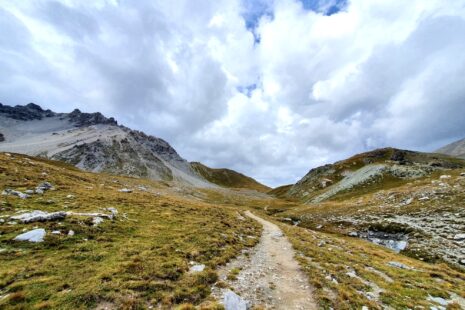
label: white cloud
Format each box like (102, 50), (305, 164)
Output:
(1, 0), (465, 186)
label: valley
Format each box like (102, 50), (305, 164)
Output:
(1, 104), (465, 309)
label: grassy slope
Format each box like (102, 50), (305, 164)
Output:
(267, 184), (293, 198)
(286, 147), (465, 203)
(0, 153), (261, 309)
(190, 162), (270, 193)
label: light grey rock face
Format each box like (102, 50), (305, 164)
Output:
(14, 228), (46, 243)
(223, 290), (247, 310)
(10, 210), (66, 223)
(118, 188), (133, 193)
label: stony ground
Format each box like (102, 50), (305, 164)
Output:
(212, 211), (316, 310)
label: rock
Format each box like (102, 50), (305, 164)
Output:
(362, 306), (369, 310)
(68, 230), (75, 236)
(439, 175), (451, 179)
(35, 189), (44, 194)
(428, 296), (448, 306)
(14, 228), (46, 242)
(272, 231), (283, 238)
(403, 197), (413, 205)
(36, 182), (53, 191)
(460, 172), (465, 177)
(52, 230), (61, 235)
(25, 190), (35, 195)
(0, 133), (4, 142)
(418, 196), (429, 201)
(10, 211), (66, 223)
(189, 264), (205, 272)
(459, 259), (465, 265)
(223, 290), (247, 310)
(348, 232), (358, 237)
(92, 216), (104, 226)
(2, 189), (30, 199)
(453, 234), (465, 241)
(387, 261), (413, 270)
(66, 194), (75, 199)
(107, 207), (118, 218)
(119, 188), (132, 193)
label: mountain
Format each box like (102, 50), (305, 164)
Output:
(285, 147), (465, 203)
(0, 103), (210, 186)
(436, 137), (465, 159)
(190, 162), (270, 192)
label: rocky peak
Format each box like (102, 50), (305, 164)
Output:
(68, 108), (118, 127)
(0, 102), (55, 120)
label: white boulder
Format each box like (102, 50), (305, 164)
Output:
(223, 290), (247, 310)
(14, 228), (46, 243)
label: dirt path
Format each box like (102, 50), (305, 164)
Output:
(212, 211), (316, 309)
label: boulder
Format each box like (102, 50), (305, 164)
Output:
(10, 210), (66, 223)
(119, 188), (133, 193)
(14, 228), (46, 242)
(92, 216), (104, 226)
(453, 234), (465, 241)
(387, 261), (413, 270)
(36, 182), (53, 191)
(189, 264), (205, 273)
(223, 290), (247, 310)
(2, 189), (29, 199)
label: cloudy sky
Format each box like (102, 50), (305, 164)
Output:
(1, 0), (465, 186)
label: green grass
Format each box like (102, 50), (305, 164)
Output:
(0, 153), (261, 309)
(190, 162), (270, 193)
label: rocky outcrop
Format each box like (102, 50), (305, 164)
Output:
(0, 103), (55, 120)
(10, 211), (66, 223)
(68, 109), (118, 127)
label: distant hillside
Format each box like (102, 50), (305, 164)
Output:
(190, 162), (270, 192)
(268, 184), (293, 198)
(286, 147), (465, 203)
(0, 103), (211, 187)
(436, 137), (465, 159)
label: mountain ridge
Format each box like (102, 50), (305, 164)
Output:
(0, 103), (210, 186)
(436, 137), (465, 159)
(284, 147), (465, 203)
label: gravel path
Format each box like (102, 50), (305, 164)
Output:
(212, 211), (316, 309)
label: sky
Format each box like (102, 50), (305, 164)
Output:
(1, 0), (465, 187)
